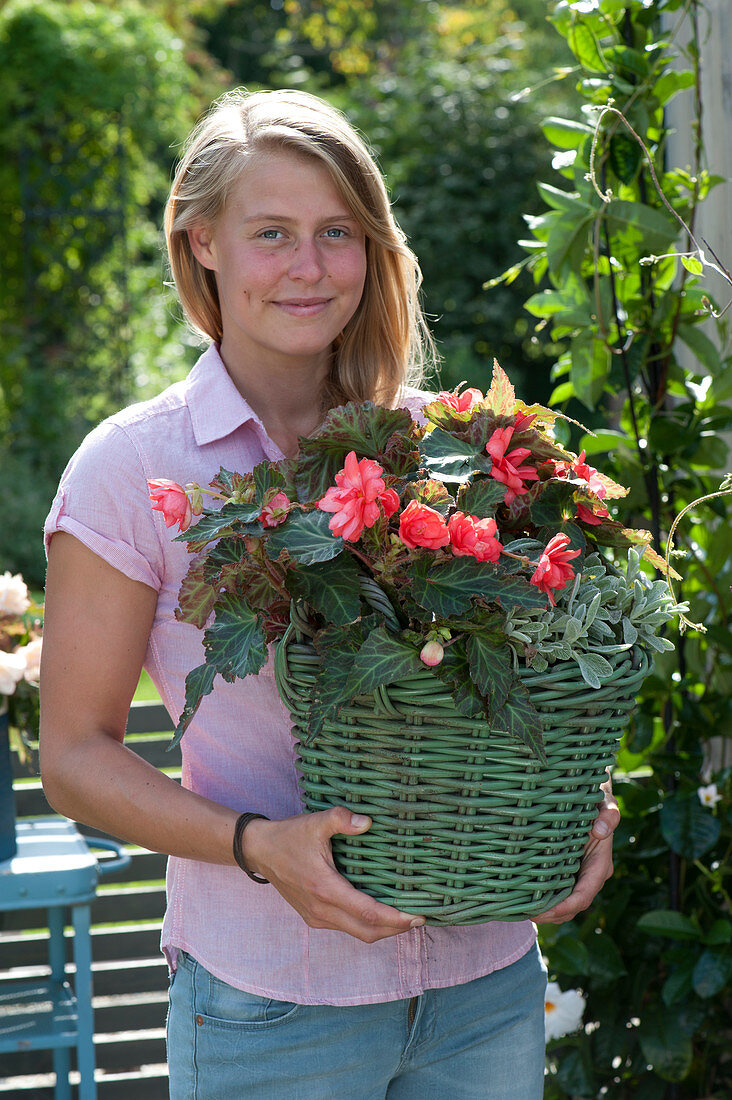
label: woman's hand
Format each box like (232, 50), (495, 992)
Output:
(533, 776), (620, 925)
(241, 807), (426, 943)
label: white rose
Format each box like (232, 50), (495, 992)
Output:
(19, 637), (42, 684)
(0, 649), (27, 695)
(0, 572), (31, 617)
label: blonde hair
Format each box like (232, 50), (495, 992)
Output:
(165, 88), (435, 408)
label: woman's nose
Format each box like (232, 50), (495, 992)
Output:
(288, 239), (326, 281)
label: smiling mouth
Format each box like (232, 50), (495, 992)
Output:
(276, 298), (331, 307)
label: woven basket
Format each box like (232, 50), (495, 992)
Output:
(274, 599), (650, 925)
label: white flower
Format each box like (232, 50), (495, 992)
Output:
(697, 783), (722, 808)
(0, 571), (30, 617)
(19, 637), (42, 684)
(0, 649), (27, 695)
(544, 981), (586, 1041)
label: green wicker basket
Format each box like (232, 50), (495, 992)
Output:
(274, 601), (650, 926)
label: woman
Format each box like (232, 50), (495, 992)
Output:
(40, 89), (618, 1099)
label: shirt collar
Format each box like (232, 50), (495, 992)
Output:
(186, 344), (265, 446)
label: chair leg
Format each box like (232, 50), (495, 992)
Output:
(52, 1048), (72, 1100)
(48, 906), (72, 1099)
(71, 903), (97, 1100)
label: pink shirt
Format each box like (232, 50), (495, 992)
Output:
(44, 344), (536, 1006)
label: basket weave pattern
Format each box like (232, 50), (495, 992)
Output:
(275, 605), (650, 925)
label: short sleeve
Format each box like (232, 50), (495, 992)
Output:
(44, 420), (165, 592)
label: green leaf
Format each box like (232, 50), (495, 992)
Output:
(344, 626), (424, 698)
(677, 322), (722, 376)
(265, 509), (344, 565)
(585, 932), (627, 986)
(569, 19), (607, 72)
(288, 555), (362, 627)
(660, 792), (721, 859)
(432, 641), (487, 719)
(466, 633), (513, 709)
(604, 200), (679, 254)
(295, 402), (414, 499)
(252, 458), (287, 505)
(485, 359), (515, 415)
(546, 210), (594, 275)
(609, 131), (642, 183)
(403, 478), (454, 516)
(638, 1006), (694, 1083)
(170, 662), (217, 750)
(455, 478), (507, 518)
(493, 681), (545, 762)
(680, 255), (704, 276)
(555, 1049), (595, 1094)
(307, 618), (376, 738)
(529, 480), (575, 527)
(408, 556), (548, 619)
(575, 651), (614, 688)
(210, 467), (253, 496)
(571, 333), (611, 410)
(202, 593), (268, 683)
(175, 501), (261, 550)
(537, 182), (592, 214)
(541, 116), (593, 150)
(175, 556), (216, 629)
(692, 949), (732, 998)
(637, 910), (703, 941)
(705, 919), (732, 945)
(662, 958), (695, 1005)
(419, 427), (480, 482)
(547, 934), (589, 975)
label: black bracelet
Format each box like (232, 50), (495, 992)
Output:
(233, 812), (270, 884)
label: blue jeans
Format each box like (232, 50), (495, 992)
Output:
(167, 941), (546, 1099)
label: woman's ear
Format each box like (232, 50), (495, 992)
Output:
(187, 225), (218, 271)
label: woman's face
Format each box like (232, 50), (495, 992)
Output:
(189, 149), (367, 375)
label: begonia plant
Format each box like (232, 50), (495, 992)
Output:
(149, 362), (683, 758)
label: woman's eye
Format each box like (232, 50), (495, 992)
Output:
(260, 229), (284, 240)
(323, 227), (347, 238)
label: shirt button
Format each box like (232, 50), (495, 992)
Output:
(196, 1015), (203, 1026)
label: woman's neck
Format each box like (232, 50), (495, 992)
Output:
(218, 344), (329, 457)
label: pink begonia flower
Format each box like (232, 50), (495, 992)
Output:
(317, 452), (399, 542)
(397, 500), (451, 550)
(420, 640), (445, 666)
(530, 534), (581, 605)
(260, 492), (292, 528)
(555, 450), (607, 499)
(436, 386), (484, 413)
(575, 502), (610, 526)
(513, 410), (537, 434)
(447, 511), (502, 563)
(148, 479), (193, 533)
(485, 426), (540, 505)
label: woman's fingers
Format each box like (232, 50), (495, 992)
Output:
(240, 808), (425, 942)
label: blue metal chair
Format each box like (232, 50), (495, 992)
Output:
(0, 817), (130, 1098)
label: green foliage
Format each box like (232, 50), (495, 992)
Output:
(0, 0), (206, 584)
(498, 1), (732, 1094)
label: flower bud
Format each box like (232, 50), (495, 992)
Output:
(420, 640), (445, 667)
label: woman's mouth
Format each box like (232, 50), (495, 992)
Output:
(274, 298), (332, 317)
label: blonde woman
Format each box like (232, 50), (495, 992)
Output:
(40, 89), (618, 1099)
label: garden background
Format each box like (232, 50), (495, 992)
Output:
(1, 0), (731, 1096)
